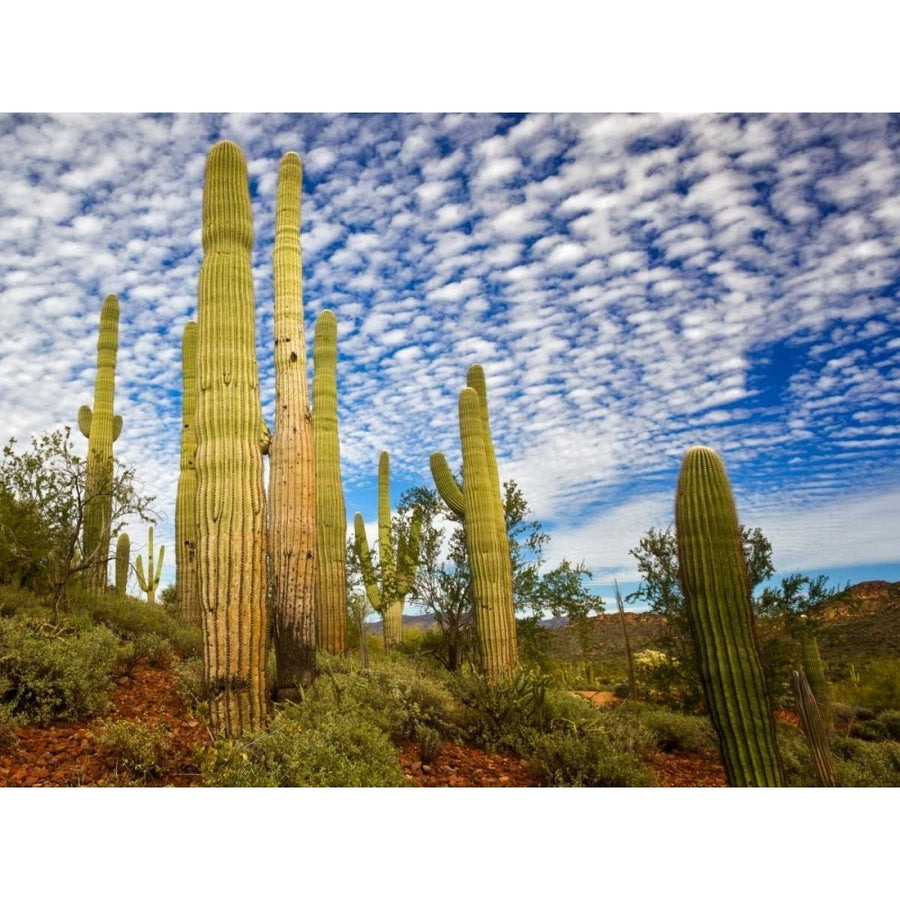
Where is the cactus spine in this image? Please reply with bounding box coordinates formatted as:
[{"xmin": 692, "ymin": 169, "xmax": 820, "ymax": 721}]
[
  {"xmin": 431, "ymin": 365, "xmax": 518, "ymax": 683},
  {"xmin": 175, "ymin": 321, "xmax": 202, "ymax": 628},
  {"xmin": 135, "ymin": 526, "xmax": 164, "ymax": 606},
  {"xmin": 312, "ymin": 310, "xmax": 348, "ymax": 654},
  {"xmin": 115, "ymin": 532, "xmax": 130, "ymax": 597},
  {"xmin": 268, "ymin": 152, "xmax": 317, "ymax": 696},
  {"xmin": 675, "ymin": 445, "xmax": 783, "ymax": 786},
  {"xmin": 79, "ymin": 293, "xmax": 123, "ymax": 593},
  {"xmin": 353, "ymin": 451, "xmax": 421, "ymax": 648},
  {"xmin": 195, "ymin": 140, "xmax": 270, "ymax": 737}
]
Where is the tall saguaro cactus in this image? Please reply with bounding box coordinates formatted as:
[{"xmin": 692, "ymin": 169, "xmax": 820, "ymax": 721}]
[
  {"xmin": 312, "ymin": 310, "xmax": 348, "ymax": 654},
  {"xmin": 268, "ymin": 151, "xmax": 317, "ymax": 696},
  {"xmin": 79, "ymin": 293, "xmax": 123, "ymax": 593},
  {"xmin": 353, "ymin": 451, "xmax": 421, "ymax": 648},
  {"xmin": 175, "ymin": 321, "xmax": 202, "ymax": 628},
  {"xmin": 675, "ymin": 445, "xmax": 783, "ymax": 786},
  {"xmin": 135, "ymin": 526, "xmax": 164, "ymax": 606},
  {"xmin": 431, "ymin": 365, "xmax": 518, "ymax": 683},
  {"xmin": 195, "ymin": 140, "xmax": 271, "ymax": 737}
]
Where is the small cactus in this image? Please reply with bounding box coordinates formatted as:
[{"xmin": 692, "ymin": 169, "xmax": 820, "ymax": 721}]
[
  {"xmin": 135, "ymin": 527, "xmax": 164, "ymax": 606},
  {"xmin": 354, "ymin": 451, "xmax": 421, "ymax": 648},
  {"xmin": 115, "ymin": 532, "xmax": 130, "ymax": 597}
]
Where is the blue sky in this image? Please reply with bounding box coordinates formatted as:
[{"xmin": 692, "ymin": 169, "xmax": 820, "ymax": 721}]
[{"xmin": 1, "ymin": 112, "xmax": 899, "ymax": 610}]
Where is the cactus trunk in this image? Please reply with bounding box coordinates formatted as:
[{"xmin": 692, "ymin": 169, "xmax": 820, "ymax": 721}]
[
  {"xmin": 801, "ymin": 631, "xmax": 832, "ymax": 733},
  {"xmin": 195, "ymin": 140, "xmax": 270, "ymax": 737},
  {"xmin": 175, "ymin": 321, "xmax": 202, "ymax": 628},
  {"xmin": 312, "ymin": 310, "xmax": 348, "ymax": 654},
  {"xmin": 432, "ymin": 365, "xmax": 517, "ymax": 683},
  {"xmin": 675, "ymin": 445, "xmax": 783, "ymax": 786},
  {"xmin": 791, "ymin": 669, "xmax": 836, "ymax": 787},
  {"xmin": 79, "ymin": 293, "xmax": 123, "ymax": 593},
  {"xmin": 115, "ymin": 532, "xmax": 130, "ymax": 597},
  {"xmin": 268, "ymin": 152, "xmax": 317, "ymax": 697}
]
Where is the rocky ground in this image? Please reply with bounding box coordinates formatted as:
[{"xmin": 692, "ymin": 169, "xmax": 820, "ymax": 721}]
[{"xmin": 0, "ymin": 660, "xmax": 728, "ymax": 788}]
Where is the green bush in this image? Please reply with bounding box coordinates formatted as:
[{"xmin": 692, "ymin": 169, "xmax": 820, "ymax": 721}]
[
  {"xmin": 830, "ymin": 735, "xmax": 900, "ymax": 787},
  {"xmin": 832, "ymin": 658, "xmax": 900, "ymax": 713},
  {"xmin": 72, "ymin": 590, "xmax": 201, "ymax": 660},
  {"xmin": 622, "ymin": 705, "xmax": 717, "ymax": 754},
  {"xmin": 93, "ymin": 719, "xmax": 173, "ymax": 781},
  {"xmin": 0, "ymin": 615, "xmax": 118, "ymax": 723},
  {"xmin": 200, "ymin": 706, "xmax": 409, "ymax": 787},
  {"xmin": 0, "ymin": 700, "xmax": 22, "ymax": 747},
  {"xmin": 528, "ymin": 730, "xmax": 654, "ymax": 787},
  {"xmin": 876, "ymin": 709, "xmax": 900, "ymax": 741},
  {"xmin": 775, "ymin": 720, "xmax": 818, "ymax": 787}
]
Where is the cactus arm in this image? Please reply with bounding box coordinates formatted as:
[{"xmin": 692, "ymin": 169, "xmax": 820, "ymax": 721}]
[
  {"xmin": 354, "ymin": 512, "xmax": 384, "ymax": 612},
  {"xmin": 135, "ymin": 553, "xmax": 148, "ymax": 590},
  {"xmin": 675, "ymin": 445, "xmax": 784, "ymax": 787},
  {"xmin": 78, "ymin": 405, "xmax": 92, "ymax": 439},
  {"xmin": 466, "ymin": 364, "xmax": 502, "ymax": 506},
  {"xmin": 115, "ymin": 532, "xmax": 130, "ymax": 597},
  {"xmin": 112, "ymin": 415, "xmax": 123, "ymax": 442},
  {"xmin": 396, "ymin": 506, "xmax": 422, "ymax": 598},
  {"xmin": 430, "ymin": 451, "xmax": 465, "ymax": 518}
]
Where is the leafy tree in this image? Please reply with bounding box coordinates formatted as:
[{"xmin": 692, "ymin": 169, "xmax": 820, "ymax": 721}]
[
  {"xmin": 386, "ymin": 478, "xmax": 597, "ymax": 671},
  {"xmin": 0, "ymin": 428, "xmax": 155, "ymax": 608}
]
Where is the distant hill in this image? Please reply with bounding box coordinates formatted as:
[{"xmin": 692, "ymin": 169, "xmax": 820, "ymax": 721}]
[{"xmin": 370, "ymin": 581, "xmax": 900, "ymax": 666}]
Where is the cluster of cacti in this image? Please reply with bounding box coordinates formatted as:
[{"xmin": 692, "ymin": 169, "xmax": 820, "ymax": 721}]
[
  {"xmin": 268, "ymin": 151, "xmax": 317, "ymax": 697},
  {"xmin": 194, "ymin": 140, "xmax": 271, "ymax": 737},
  {"xmin": 312, "ymin": 310, "xmax": 348, "ymax": 654},
  {"xmin": 674, "ymin": 445, "xmax": 784, "ymax": 786},
  {"xmin": 115, "ymin": 532, "xmax": 130, "ymax": 597},
  {"xmin": 431, "ymin": 365, "xmax": 518, "ymax": 683},
  {"xmin": 135, "ymin": 526, "xmax": 164, "ymax": 605},
  {"xmin": 354, "ymin": 451, "xmax": 422, "ymax": 648},
  {"xmin": 79, "ymin": 293, "xmax": 123, "ymax": 593},
  {"xmin": 175, "ymin": 321, "xmax": 202, "ymax": 628}
]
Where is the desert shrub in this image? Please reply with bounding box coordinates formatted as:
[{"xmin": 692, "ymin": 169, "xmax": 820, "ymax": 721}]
[
  {"xmin": 200, "ymin": 705, "xmax": 408, "ymax": 787},
  {"xmin": 72, "ymin": 590, "xmax": 201, "ymax": 659},
  {"xmin": 775, "ymin": 720, "xmax": 818, "ymax": 787},
  {"xmin": 830, "ymin": 735, "xmax": 900, "ymax": 787},
  {"xmin": 629, "ymin": 705, "xmax": 717, "ymax": 754},
  {"xmin": 453, "ymin": 667, "xmax": 552, "ymax": 752},
  {"xmin": 0, "ymin": 615, "xmax": 118, "ymax": 723},
  {"xmin": 832, "ymin": 658, "xmax": 900, "ymax": 713},
  {"xmin": 172, "ymin": 657, "xmax": 206, "ymax": 711},
  {"xmin": 93, "ymin": 719, "xmax": 173, "ymax": 781},
  {"xmin": 528, "ymin": 729, "xmax": 654, "ymax": 787},
  {"xmin": 0, "ymin": 700, "xmax": 22, "ymax": 747},
  {"xmin": 876, "ymin": 709, "xmax": 900, "ymax": 741}
]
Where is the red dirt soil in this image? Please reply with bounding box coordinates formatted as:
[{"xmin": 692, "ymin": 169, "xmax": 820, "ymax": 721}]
[{"xmin": 0, "ymin": 661, "xmax": 728, "ymax": 788}]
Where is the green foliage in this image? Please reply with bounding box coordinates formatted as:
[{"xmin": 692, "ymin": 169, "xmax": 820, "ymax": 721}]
[
  {"xmin": 832, "ymin": 657, "xmax": 900, "ymax": 713},
  {"xmin": 93, "ymin": 718, "xmax": 173, "ymax": 781},
  {"xmin": 0, "ymin": 701, "xmax": 22, "ymax": 747},
  {"xmin": 0, "ymin": 614, "xmax": 118, "ymax": 723},
  {"xmin": 627, "ymin": 704, "xmax": 717, "ymax": 754},
  {"xmin": 829, "ymin": 735, "xmax": 900, "ymax": 787},
  {"xmin": 73, "ymin": 589, "xmax": 202, "ymax": 660},
  {"xmin": 0, "ymin": 428, "xmax": 154, "ymax": 606},
  {"xmin": 528, "ymin": 729, "xmax": 654, "ymax": 787}
]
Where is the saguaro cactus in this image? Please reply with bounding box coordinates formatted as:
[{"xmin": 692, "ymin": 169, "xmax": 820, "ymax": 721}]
[
  {"xmin": 79, "ymin": 293, "xmax": 123, "ymax": 593},
  {"xmin": 135, "ymin": 526, "xmax": 164, "ymax": 606},
  {"xmin": 675, "ymin": 445, "xmax": 784, "ymax": 786},
  {"xmin": 312, "ymin": 310, "xmax": 348, "ymax": 654},
  {"xmin": 431, "ymin": 365, "xmax": 518, "ymax": 683},
  {"xmin": 195, "ymin": 140, "xmax": 271, "ymax": 737},
  {"xmin": 115, "ymin": 532, "xmax": 130, "ymax": 597},
  {"xmin": 353, "ymin": 451, "xmax": 421, "ymax": 648},
  {"xmin": 801, "ymin": 630, "xmax": 832, "ymax": 733},
  {"xmin": 175, "ymin": 321, "xmax": 202, "ymax": 628},
  {"xmin": 268, "ymin": 151, "xmax": 317, "ymax": 696}
]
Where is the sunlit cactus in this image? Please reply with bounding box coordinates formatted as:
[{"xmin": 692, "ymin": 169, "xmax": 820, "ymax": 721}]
[
  {"xmin": 312, "ymin": 310, "xmax": 348, "ymax": 654},
  {"xmin": 79, "ymin": 293, "xmax": 123, "ymax": 593},
  {"xmin": 268, "ymin": 151, "xmax": 316, "ymax": 697},
  {"xmin": 353, "ymin": 451, "xmax": 421, "ymax": 648},
  {"xmin": 431, "ymin": 365, "xmax": 517, "ymax": 683},
  {"xmin": 195, "ymin": 140, "xmax": 271, "ymax": 737},
  {"xmin": 135, "ymin": 526, "xmax": 164, "ymax": 606},
  {"xmin": 175, "ymin": 321, "xmax": 202, "ymax": 628},
  {"xmin": 115, "ymin": 532, "xmax": 130, "ymax": 597},
  {"xmin": 675, "ymin": 445, "xmax": 783, "ymax": 787}
]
